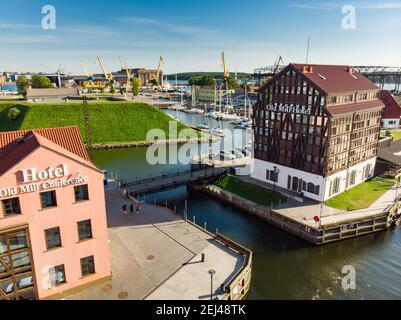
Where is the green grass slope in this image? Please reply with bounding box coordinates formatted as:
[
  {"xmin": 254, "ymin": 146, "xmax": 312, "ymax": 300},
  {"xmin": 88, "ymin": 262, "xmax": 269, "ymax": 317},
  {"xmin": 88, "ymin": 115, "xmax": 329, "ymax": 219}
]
[
  {"xmin": 216, "ymin": 175, "xmax": 287, "ymax": 206},
  {"xmin": 0, "ymin": 101, "xmax": 189, "ymax": 144}
]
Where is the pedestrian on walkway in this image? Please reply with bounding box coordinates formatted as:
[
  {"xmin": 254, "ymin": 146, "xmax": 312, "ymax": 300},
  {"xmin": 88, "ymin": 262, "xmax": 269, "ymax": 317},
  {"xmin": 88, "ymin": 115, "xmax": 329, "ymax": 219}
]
[
  {"xmin": 122, "ymin": 204, "xmax": 128, "ymax": 216},
  {"xmin": 136, "ymin": 203, "xmax": 140, "ymax": 216},
  {"xmin": 130, "ymin": 203, "xmax": 134, "ymax": 215}
]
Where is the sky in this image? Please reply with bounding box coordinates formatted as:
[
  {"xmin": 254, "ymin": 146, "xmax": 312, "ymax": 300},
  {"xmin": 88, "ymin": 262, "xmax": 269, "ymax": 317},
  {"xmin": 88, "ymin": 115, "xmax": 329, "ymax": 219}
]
[{"xmin": 0, "ymin": 0, "xmax": 401, "ymax": 74}]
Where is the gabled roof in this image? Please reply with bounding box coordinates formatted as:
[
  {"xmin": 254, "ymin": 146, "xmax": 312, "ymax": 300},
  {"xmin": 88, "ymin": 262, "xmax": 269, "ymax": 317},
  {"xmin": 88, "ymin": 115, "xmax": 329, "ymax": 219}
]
[
  {"xmin": 290, "ymin": 64, "xmax": 378, "ymax": 94},
  {"xmin": 0, "ymin": 128, "xmax": 98, "ymax": 177},
  {"xmin": 380, "ymin": 90, "xmax": 401, "ymax": 119},
  {"xmin": 326, "ymin": 99, "xmax": 384, "ymax": 117},
  {"xmin": 0, "ymin": 126, "xmax": 89, "ymax": 161},
  {"xmin": 260, "ymin": 63, "xmax": 379, "ymax": 95}
]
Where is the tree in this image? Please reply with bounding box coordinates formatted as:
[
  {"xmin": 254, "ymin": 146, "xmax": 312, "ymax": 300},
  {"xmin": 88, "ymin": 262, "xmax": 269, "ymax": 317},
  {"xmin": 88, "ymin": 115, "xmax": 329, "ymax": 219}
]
[
  {"xmin": 16, "ymin": 76, "xmax": 30, "ymax": 97},
  {"xmin": 7, "ymin": 107, "xmax": 21, "ymax": 120},
  {"xmin": 225, "ymin": 75, "xmax": 238, "ymax": 90},
  {"xmin": 131, "ymin": 77, "xmax": 140, "ymax": 96},
  {"xmin": 189, "ymin": 75, "xmax": 216, "ymax": 87},
  {"xmin": 31, "ymin": 74, "xmax": 54, "ymax": 88},
  {"xmin": 2, "ymin": 71, "xmax": 9, "ymax": 82}
]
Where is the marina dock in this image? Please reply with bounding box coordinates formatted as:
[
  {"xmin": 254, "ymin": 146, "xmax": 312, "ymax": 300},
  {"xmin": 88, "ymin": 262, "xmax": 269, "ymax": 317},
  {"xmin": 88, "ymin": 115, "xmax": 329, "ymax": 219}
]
[{"xmin": 191, "ymin": 176, "xmax": 400, "ymax": 246}]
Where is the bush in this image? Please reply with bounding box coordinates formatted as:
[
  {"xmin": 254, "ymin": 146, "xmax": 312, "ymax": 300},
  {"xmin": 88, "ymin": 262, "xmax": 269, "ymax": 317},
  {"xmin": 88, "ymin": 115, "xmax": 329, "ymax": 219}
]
[{"xmin": 7, "ymin": 107, "xmax": 21, "ymax": 120}]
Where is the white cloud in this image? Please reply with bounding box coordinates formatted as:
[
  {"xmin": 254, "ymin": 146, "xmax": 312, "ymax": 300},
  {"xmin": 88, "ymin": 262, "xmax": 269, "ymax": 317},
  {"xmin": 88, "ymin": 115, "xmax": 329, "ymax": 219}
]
[{"xmin": 287, "ymin": 1, "xmax": 401, "ymax": 10}]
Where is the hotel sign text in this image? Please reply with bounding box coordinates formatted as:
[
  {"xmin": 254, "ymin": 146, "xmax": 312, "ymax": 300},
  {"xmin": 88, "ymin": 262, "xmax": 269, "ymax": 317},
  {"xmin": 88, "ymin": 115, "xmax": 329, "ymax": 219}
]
[
  {"xmin": 0, "ymin": 164, "xmax": 88, "ymax": 199},
  {"xmin": 266, "ymin": 104, "xmax": 312, "ymax": 115}
]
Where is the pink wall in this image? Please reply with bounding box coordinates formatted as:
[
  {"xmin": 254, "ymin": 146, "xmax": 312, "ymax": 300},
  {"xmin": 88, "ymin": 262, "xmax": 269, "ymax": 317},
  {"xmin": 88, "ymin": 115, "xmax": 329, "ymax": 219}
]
[{"xmin": 0, "ymin": 146, "xmax": 111, "ymax": 299}]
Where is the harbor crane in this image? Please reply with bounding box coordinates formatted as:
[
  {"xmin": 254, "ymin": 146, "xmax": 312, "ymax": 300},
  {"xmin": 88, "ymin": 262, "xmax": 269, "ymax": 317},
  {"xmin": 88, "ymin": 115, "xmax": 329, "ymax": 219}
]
[
  {"xmin": 80, "ymin": 60, "xmax": 105, "ymax": 91},
  {"xmin": 96, "ymin": 56, "xmax": 113, "ymax": 82},
  {"xmin": 96, "ymin": 56, "xmax": 115, "ymax": 92},
  {"xmin": 80, "ymin": 60, "xmax": 91, "ymax": 78},
  {"xmin": 123, "ymin": 62, "xmax": 133, "ymax": 95},
  {"xmin": 155, "ymin": 56, "xmax": 165, "ymax": 85},
  {"xmin": 273, "ymin": 55, "xmax": 284, "ymax": 75},
  {"xmin": 221, "ymin": 51, "xmax": 230, "ymax": 79}
]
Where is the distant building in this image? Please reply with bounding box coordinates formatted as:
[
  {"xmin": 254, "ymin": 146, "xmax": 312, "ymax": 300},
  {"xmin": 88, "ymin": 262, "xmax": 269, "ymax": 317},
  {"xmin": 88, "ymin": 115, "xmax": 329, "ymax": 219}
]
[
  {"xmin": 0, "ymin": 82, "xmax": 17, "ymax": 94},
  {"xmin": 231, "ymin": 92, "xmax": 258, "ymax": 107},
  {"xmin": 193, "ymin": 86, "xmax": 234, "ymax": 103},
  {"xmin": 114, "ymin": 68, "xmax": 163, "ymax": 86},
  {"xmin": 379, "ymin": 90, "xmax": 401, "ymax": 129},
  {"xmin": 25, "ymin": 88, "xmax": 80, "ymax": 101},
  {"xmin": 252, "ymin": 64, "xmax": 384, "ymax": 202},
  {"xmin": 0, "ymin": 126, "xmax": 111, "ymax": 300}
]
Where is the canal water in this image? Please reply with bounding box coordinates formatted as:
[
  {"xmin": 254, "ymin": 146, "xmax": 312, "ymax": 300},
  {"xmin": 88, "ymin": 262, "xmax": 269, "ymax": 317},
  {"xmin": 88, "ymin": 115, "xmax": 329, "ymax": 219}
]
[{"xmin": 92, "ymin": 111, "xmax": 401, "ymax": 300}]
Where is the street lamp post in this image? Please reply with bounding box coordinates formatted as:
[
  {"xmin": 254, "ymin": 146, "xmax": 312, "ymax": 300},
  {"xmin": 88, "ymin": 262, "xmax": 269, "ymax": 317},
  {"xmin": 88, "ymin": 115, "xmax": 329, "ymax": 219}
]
[
  {"xmin": 208, "ymin": 270, "xmax": 216, "ymax": 300},
  {"xmin": 273, "ymin": 166, "xmax": 279, "ymax": 192}
]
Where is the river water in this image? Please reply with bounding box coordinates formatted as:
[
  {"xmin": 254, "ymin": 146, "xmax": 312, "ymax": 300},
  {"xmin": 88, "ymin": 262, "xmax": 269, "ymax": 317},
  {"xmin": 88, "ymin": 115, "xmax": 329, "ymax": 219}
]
[{"xmin": 92, "ymin": 111, "xmax": 401, "ymax": 300}]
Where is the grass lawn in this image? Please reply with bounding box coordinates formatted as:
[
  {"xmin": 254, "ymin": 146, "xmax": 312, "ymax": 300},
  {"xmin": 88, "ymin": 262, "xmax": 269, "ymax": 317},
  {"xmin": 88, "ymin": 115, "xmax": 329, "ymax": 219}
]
[
  {"xmin": 325, "ymin": 177, "xmax": 396, "ymax": 211},
  {"xmin": 380, "ymin": 129, "xmax": 401, "ymax": 141},
  {"xmin": 216, "ymin": 175, "xmax": 287, "ymax": 206},
  {"xmin": 0, "ymin": 101, "xmax": 191, "ymax": 144}
]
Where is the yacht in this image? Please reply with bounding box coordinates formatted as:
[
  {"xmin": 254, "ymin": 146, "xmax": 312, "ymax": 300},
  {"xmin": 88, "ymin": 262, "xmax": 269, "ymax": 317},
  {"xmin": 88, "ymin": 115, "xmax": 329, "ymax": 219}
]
[{"xmin": 211, "ymin": 128, "xmax": 225, "ymax": 137}]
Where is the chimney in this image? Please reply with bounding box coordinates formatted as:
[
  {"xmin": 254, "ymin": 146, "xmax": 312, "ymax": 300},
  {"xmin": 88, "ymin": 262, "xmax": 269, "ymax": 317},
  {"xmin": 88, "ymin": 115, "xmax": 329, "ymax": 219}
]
[
  {"xmin": 302, "ymin": 66, "xmax": 313, "ymax": 74},
  {"xmin": 347, "ymin": 67, "xmax": 356, "ymax": 74}
]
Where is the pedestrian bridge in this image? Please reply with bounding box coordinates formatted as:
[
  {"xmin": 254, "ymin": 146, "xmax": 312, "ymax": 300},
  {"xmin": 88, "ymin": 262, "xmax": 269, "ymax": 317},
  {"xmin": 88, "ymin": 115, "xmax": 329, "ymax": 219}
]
[{"xmin": 120, "ymin": 167, "xmax": 228, "ymax": 195}]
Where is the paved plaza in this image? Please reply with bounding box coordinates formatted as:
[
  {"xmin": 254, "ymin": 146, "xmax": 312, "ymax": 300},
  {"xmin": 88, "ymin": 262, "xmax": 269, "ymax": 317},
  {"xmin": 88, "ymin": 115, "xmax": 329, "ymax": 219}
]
[{"xmin": 61, "ymin": 189, "xmax": 245, "ymax": 300}]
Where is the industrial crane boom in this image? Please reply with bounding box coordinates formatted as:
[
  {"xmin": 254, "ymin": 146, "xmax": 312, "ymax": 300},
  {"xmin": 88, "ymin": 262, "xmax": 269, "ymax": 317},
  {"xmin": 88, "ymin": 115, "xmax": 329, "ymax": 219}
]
[
  {"xmin": 221, "ymin": 51, "xmax": 230, "ymax": 79},
  {"xmin": 96, "ymin": 57, "xmax": 113, "ymax": 81},
  {"xmin": 155, "ymin": 56, "xmax": 165, "ymax": 85}
]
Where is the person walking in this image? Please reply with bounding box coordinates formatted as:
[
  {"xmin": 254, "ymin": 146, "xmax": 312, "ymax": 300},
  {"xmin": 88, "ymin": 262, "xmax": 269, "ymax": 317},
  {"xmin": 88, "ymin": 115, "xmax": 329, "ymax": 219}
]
[
  {"xmin": 130, "ymin": 203, "xmax": 134, "ymax": 216},
  {"xmin": 136, "ymin": 203, "xmax": 140, "ymax": 216},
  {"xmin": 122, "ymin": 204, "xmax": 128, "ymax": 216}
]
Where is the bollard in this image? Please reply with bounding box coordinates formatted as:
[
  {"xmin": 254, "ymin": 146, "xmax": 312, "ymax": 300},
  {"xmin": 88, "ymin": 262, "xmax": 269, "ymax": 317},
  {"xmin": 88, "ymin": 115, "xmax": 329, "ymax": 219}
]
[
  {"xmin": 216, "ymin": 228, "xmax": 219, "ymax": 235},
  {"xmin": 204, "ymin": 222, "xmax": 207, "ymax": 230},
  {"xmin": 193, "ymin": 216, "xmax": 196, "ymax": 224},
  {"xmin": 201, "ymin": 253, "xmax": 205, "ymax": 263},
  {"xmin": 174, "ymin": 205, "xmax": 177, "ymax": 213}
]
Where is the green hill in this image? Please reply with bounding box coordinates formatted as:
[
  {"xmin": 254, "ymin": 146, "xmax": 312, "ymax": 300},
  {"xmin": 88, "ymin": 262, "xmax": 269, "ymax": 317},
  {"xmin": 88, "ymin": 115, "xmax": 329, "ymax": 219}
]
[{"xmin": 0, "ymin": 101, "xmax": 189, "ymax": 145}]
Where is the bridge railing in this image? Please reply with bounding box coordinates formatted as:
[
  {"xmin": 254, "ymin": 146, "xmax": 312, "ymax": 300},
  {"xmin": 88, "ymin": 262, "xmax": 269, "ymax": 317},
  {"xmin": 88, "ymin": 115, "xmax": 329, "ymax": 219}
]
[{"xmin": 120, "ymin": 167, "xmax": 226, "ymax": 189}]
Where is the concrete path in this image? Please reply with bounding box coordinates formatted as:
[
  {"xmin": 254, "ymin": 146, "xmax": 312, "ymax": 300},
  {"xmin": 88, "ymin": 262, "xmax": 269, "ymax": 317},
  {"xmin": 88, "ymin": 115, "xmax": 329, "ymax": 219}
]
[
  {"xmin": 61, "ymin": 189, "xmax": 245, "ymax": 300},
  {"xmin": 238, "ymin": 175, "xmax": 398, "ymax": 228}
]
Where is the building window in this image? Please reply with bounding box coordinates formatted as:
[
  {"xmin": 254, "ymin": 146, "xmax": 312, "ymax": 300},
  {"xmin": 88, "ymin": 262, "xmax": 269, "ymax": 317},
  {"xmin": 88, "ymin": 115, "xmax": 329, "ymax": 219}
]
[
  {"xmin": 307, "ymin": 183, "xmax": 315, "ymax": 194},
  {"xmin": 77, "ymin": 220, "xmax": 93, "ymax": 241},
  {"xmin": 40, "ymin": 191, "xmax": 57, "ymax": 209},
  {"xmin": 74, "ymin": 185, "xmax": 89, "ymax": 202},
  {"xmin": 81, "ymin": 256, "xmax": 95, "ymax": 277},
  {"xmin": 364, "ymin": 164, "xmax": 372, "ymax": 179},
  {"xmin": 267, "ymin": 170, "xmax": 278, "ymax": 183},
  {"xmin": 45, "ymin": 227, "xmax": 62, "ymax": 250},
  {"xmin": 50, "ymin": 264, "xmax": 67, "ymax": 287},
  {"xmin": 331, "ymin": 178, "xmax": 341, "ymax": 196},
  {"xmin": 349, "ymin": 171, "xmax": 357, "ymax": 186},
  {"xmin": 1, "ymin": 198, "xmax": 21, "ymax": 217}
]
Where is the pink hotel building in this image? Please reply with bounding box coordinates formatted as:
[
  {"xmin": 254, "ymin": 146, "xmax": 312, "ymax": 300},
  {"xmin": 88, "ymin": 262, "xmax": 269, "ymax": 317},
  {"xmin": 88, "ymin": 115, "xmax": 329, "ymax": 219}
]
[{"xmin": 0, "ymin": 126, "xmax": 111, "ymax": 300}]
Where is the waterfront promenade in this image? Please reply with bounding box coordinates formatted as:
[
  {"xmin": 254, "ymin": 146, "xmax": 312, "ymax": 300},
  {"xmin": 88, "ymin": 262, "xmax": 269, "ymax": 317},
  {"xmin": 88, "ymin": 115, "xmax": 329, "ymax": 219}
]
[{"xmin": 60, "ymin": 189, "xmax": 249, "ymax": 300}]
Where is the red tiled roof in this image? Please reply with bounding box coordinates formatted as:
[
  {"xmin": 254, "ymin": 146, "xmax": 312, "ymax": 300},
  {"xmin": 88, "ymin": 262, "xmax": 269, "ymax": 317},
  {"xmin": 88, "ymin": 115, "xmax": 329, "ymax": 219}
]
[
  {"xmin": 290, "ymin": 64, "xmax": 379, "ymax": 94},
  {"xmin": 0, "ymin": 126, "xmax": 89, "ymax": 161},
  {"xmin": 379, "ymin": 90, "xmax": 401, "ymax": 119},
  {"xmin": 0, "ymin": 128, "xmax": 97, "ymax": 177},
  {"xmin": 326, "ymin": 99, "xmax": 384, "ymax": 116}
]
